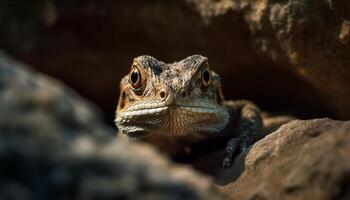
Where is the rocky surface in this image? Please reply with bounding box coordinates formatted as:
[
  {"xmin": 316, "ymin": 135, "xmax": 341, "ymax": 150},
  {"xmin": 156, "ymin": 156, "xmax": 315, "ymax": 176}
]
[
  {"xmin": 190, "ymin": 0, "xmax": 350, "ymax": 119},
  {"xmin": 0, "ymin": 50, "xmax": 112, "ymax": 139},
  {"xmin": 219, "ymin": 118, "xmax": 350, "ymax": 200},
  {"xmin": 0, "ymin": 51, "xmax": 224, "ymax": 200},
  {"xmin": 2, "ymin": 0, "xmax": 344, "ymax": 123}
]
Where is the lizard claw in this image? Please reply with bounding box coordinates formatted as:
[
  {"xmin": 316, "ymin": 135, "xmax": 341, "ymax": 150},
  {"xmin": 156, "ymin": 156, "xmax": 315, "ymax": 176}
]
[
  {"xmin": 222, "ymin": 157, "xmax": 232, "ymax": 168},
  {"xmin": 222, "ymin": 137, "xmax": 241, "ymax": 168}
]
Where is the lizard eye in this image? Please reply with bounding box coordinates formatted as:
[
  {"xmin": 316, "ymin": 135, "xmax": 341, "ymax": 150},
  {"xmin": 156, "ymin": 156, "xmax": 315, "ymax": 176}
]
[
  {"xmin": 201, "ymin": 68, "xmax": 211, "ymax": 88},
  {"xmin": 129, "ymin": 65, "xmax": 142, "ymax": 89}
]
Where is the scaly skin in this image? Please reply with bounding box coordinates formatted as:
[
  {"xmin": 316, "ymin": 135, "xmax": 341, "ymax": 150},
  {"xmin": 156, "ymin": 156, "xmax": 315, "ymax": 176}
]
[{"xmin": 115, "ymin": 55, "xmax": 262, "ymax": 168}]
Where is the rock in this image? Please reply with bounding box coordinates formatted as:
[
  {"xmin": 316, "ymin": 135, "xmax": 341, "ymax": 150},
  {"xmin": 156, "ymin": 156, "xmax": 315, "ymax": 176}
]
[
  {"xmin": 0, "ymin": 50, "xmax": 112, "ymax": 139},
  {"xmin": 0, "ymin": 51, "xmax": 224, "ymax": 200},
  {"xmin": 219, "ymin": 118, "xmax": 350, "ymax": 200},
  {"xmin": 192, "ymin": 0, "xmax": 350, "ymax": 118},
  {"xmin": 1, "ymin": 0, "xmax": 337, "ymax": 123}
]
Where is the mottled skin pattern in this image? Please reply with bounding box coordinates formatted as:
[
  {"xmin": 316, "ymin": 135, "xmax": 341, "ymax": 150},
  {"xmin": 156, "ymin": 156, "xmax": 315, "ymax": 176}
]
[{"xmin": 115, "ymin": 55, "xmax": 262, "ymax": 168}]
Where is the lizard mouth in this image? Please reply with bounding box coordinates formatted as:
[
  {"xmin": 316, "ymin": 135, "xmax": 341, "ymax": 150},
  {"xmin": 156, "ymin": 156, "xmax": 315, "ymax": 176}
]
[
  {"xmin": 115, "ymin": 101, "xmax": 229, "ymax": 137},
  {"xmin": 119, "ymin": 101, "xmax": 220, "ymax": 119},
  {"xmin": 122, "ymin": 130, "xmax": 153, "ymax": 139}
]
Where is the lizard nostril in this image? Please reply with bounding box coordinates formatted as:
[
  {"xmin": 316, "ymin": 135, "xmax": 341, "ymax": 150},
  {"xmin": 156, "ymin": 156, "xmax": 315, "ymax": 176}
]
[{"xmin": 160, "ymin": 91, "xmax": 166, "ymax": 99}]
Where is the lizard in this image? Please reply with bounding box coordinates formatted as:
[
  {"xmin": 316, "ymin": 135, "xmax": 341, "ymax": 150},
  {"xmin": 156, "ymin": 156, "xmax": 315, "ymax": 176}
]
[{"xmin": 115, "ymin": 55, "xmax": 262, "ymax": 168}]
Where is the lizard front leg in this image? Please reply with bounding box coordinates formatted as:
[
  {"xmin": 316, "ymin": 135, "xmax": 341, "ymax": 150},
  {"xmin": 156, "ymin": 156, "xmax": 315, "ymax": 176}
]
[{"xmin": 222, "ymin": 100, "xmax": 262, "ymax": 168}]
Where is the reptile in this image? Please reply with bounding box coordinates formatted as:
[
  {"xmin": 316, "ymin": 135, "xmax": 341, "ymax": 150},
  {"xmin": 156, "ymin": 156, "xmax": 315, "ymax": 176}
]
[{"xmin": 115, "ymin": 55, "xmax": 263, "ymax": 168}]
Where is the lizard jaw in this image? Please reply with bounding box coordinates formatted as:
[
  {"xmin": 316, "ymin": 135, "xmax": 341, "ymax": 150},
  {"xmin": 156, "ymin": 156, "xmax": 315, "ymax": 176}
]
[
  {"xmin": 119, "ymin": 105, "xmax": 220, "ymax": 119},
  {"xmin": 115, "ymin": 102, "xmax": 229, "ymax": 138}
]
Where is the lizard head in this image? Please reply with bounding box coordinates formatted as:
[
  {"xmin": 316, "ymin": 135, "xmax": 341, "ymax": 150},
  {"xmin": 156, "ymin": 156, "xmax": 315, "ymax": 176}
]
[{"xmin": 115, "ymin": 55, "xmax": 229, "ymax": 138}]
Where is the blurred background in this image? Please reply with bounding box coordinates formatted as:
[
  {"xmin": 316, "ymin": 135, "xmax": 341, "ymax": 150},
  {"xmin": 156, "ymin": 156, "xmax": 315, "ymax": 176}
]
[{"xmin": 1, "ymin": 0, "xmax": 350, "ymax": 126}]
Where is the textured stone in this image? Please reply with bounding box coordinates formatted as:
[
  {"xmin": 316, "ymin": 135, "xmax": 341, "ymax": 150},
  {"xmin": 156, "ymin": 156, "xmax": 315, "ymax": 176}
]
[
  {"xmin": 190, "ymin": 0, "xmax": 350, "ymax": 119},
  {"xmin": 238, "ymin": 0, "xmax": 350, "ymax": 118},
  {"xmin": 219, "ymin": 118, "xmax": 350, "ymax": 200}
]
